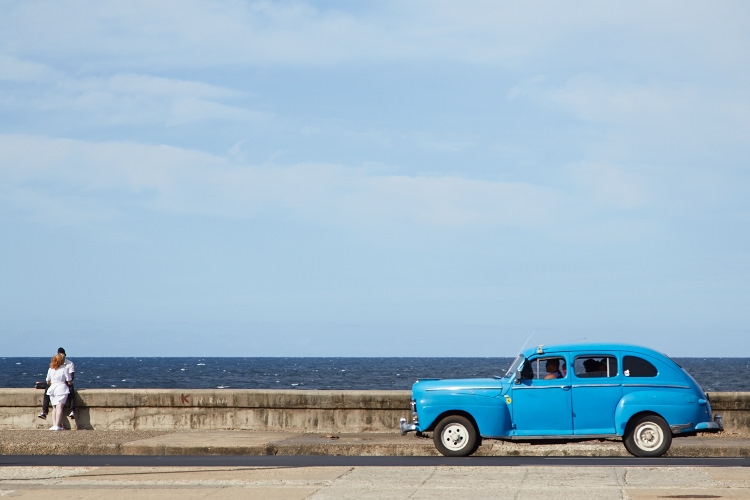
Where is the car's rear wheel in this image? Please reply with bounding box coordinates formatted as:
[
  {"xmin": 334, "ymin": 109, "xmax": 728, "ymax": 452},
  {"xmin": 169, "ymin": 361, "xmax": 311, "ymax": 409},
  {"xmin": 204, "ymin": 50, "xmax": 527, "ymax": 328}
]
[
  {"xmin": 433, "ymin": 415, "xmax": 478, "ymax": 457},
  {"xmin": 624, "ymin": 414, "xmax": 672, "ymax": 457}
]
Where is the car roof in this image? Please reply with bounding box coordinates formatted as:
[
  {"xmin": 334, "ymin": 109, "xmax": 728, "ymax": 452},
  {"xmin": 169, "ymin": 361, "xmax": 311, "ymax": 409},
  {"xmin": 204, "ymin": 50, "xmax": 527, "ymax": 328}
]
[{"xmin": 520, "ymin": 342, "xmax": 668, "ymax": 358}]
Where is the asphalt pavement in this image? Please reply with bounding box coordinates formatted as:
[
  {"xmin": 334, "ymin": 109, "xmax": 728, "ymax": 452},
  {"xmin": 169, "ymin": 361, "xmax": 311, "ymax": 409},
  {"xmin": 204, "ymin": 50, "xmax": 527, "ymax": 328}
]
[{"xmin": 1, "ymin": 459, "xmax": 750, "ymax": 499}]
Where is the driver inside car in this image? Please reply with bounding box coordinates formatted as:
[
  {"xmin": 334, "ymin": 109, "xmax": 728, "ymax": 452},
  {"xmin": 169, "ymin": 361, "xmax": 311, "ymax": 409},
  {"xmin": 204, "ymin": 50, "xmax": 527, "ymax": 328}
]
[{"xmin": 544, "ymin": 358, "xmax": 564, "ymax": 379}]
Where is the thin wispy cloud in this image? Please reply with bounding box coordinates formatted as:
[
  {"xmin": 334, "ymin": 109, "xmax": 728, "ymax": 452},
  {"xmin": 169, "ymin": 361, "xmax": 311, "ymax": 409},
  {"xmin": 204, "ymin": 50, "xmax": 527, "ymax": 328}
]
[
  {"xmin": 4, "ymin": 72, "xmax": 268, "ymax": 127},
  {"xmin": 2, "ymin": 2, "xmax": 744, "ymax": 70},
  {"xmin": 0, "ymin": 134, "xmax": 562, "ymax": 230}
]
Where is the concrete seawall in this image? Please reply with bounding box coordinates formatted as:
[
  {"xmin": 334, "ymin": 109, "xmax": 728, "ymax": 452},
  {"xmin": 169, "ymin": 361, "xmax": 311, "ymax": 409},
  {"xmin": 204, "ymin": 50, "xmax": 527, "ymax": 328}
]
[{"xmin": 1, "ymin": 389, "xmax": 748, "ymax": 433}]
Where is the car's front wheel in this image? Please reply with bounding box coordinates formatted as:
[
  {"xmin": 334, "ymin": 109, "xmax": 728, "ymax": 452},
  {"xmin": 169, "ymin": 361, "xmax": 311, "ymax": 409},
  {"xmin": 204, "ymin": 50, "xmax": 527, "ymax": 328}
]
[
  {"xmin": 433, "ymin": 415, "xmax": 478, "ymax": 457},
  {"xmin": 624, "ymin": 414, "xmax": 672, "ymax": 457}
]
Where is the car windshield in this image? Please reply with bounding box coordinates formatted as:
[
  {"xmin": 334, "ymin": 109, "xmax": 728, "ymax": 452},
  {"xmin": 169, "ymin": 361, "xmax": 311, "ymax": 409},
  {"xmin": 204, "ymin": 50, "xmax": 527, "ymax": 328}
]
[{"xmin": 501, "ymin": 354, "xmax": 525, "ymax": 379}]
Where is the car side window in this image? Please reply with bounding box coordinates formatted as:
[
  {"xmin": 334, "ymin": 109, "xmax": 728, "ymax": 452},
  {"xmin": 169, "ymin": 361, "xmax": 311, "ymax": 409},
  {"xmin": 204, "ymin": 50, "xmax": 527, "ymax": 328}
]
[
  {"xmin": 574, "ymin": 355, "xmax": 618, "ymax": 378},
  {"xmin": 521, "ymin": 357, "xmax": 567, "ymax": 380},
  {"xmin": 623, "ymin": 355, "xmax": 658, "ymax": 377}
]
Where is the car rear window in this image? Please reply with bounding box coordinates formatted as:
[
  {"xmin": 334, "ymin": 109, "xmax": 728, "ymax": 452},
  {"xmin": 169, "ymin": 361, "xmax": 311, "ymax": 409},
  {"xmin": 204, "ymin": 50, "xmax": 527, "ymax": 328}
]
[
  {"xmin": 623, "ymin": 355, "xmax": 658, "ymax": 377},
  {"xmin": 574, "ymin": 355, "xmax": 618, "ymax": 378}
]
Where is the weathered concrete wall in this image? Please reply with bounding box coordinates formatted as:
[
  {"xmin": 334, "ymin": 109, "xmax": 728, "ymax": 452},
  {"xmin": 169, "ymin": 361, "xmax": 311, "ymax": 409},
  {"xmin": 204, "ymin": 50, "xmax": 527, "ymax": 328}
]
[
  {"xmin": 0, "ymin": 389, "xmax": 411, "ymax": 432},
  {"xmin": 707, "ymin": 392, "xmax": 750, "ymax": 432},
  {"xmin": 1, "ymin": 389, "xmax": 747, "ymax": 433}
]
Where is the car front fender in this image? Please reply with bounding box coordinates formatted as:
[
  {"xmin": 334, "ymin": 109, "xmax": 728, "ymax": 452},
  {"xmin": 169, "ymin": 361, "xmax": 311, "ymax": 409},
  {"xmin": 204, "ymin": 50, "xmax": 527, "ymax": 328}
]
[{"xmin": 416, "ymin": 393, "xmax": 512, "ymax": 437}]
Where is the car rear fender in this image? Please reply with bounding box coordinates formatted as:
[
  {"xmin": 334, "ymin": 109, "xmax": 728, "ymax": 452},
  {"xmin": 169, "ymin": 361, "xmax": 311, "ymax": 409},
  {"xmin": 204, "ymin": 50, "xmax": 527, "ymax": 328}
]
[{"xmin": 615, "ymin": 389, "xmax": 697, "ymax": 436}]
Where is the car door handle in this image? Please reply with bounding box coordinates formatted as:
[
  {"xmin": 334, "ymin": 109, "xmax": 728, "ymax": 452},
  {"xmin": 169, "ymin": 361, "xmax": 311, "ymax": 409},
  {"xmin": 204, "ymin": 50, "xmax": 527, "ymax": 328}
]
[{"xmin": 562, "ymin": 386, "xmax": 571, "ymax": 390}]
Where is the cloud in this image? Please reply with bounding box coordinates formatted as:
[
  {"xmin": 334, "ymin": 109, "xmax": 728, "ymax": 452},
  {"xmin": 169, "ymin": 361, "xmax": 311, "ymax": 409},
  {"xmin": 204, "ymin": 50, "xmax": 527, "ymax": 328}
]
[
  {"xmin": 3, "ymin": 71, "xmax": 269, "ymax": 127},
  {"xmin": 3, "ymin": 1, "xmax": 746, "ymax": 71},
  {"xmin": 0, "ymin": 187, "xmax": 120, "ymax": 227},
  {"xmin": 68, "ymin": 73, "xmax": 245, "ymax": 100},
  {"xmin": 509, "ymin": 75, "xmax": 697, "ymax": 125},
  {"xmin": 0, "ymin": 134, "xmax": 562, "ymax": 231},
  {"xmin": 508, "ymin": 74, "xmax": 750, "ymax": 169},
  {"xmin": 567, "ymin": 162, "xmax": 649, "ymax": 211},
  {"xmin": 416, "ymin": 134, "xmax": 475, "ymax": 154},
  {"xmin": 0, "ymin": 55, "xmax": 61, "ymax": 82}
]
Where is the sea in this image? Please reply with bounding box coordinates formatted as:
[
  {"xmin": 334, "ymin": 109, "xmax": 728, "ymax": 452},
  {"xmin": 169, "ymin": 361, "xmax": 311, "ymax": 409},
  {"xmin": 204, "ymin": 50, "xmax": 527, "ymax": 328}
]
[{"xmin": 2, "ymin": 357, "xmax": 749, "ymax": 392}]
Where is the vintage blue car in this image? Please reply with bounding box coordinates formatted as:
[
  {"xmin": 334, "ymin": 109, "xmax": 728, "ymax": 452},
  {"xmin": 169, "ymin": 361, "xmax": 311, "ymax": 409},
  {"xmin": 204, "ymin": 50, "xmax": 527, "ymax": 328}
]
[{"xmin": 400, "ymin": 343, "xmax": 723, "ymax": 457}]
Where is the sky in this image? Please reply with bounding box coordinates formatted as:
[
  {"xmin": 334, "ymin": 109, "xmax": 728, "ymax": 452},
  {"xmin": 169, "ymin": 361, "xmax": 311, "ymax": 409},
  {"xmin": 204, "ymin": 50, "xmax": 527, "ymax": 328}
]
[{"xmin": 1, "ymin": 1, "xmax": 749, "ymax": 357}]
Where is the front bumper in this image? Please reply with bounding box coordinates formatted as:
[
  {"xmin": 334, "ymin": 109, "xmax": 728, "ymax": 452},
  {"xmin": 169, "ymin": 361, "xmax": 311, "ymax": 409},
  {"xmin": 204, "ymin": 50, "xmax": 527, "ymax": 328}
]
[
  {"xmin": 399, "ymin": 399, "xmax": 419, "ymax": 435},
  {"xmin": 695, "ymin": 414, "xmax": 723, "ymax": 432},
  {"xmin": 400, "ymin": 417, "xmax": 418, "ymax": 435}
]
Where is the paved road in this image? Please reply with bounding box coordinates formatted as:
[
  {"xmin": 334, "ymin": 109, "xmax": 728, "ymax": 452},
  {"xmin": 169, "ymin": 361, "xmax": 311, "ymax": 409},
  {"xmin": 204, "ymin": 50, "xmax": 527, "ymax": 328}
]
[
  {"xmin": 2, "ymin": 455, "xmax": 750, "ymax": 467},
  {"xmin": 2, "ymin": 461, "xmax": 750, "ymax": 499}
]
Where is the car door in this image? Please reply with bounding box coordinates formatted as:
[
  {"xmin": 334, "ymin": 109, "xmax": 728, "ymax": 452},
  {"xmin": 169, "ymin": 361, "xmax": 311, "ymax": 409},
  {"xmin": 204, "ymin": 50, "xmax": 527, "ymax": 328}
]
[
  {"xmin": 571, "ymin": 354, "xmax": 622, "ymax": 435},
  {"xmin": 510, "ymin": 356, "xmax": 573, "ymax": 437}
]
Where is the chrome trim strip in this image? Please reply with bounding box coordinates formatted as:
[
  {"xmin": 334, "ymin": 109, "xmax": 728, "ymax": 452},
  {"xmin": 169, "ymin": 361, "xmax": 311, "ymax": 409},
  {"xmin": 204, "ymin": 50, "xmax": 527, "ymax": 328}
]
[
  {"xmin": 507, "ymin": 434, "xmax": 618, "ymax": 441},
  {"xmin": 512, "ymin": 385, "xmax": 571, "ymax": 390},
  {"xmin": 671, "ymin": 423, "xmax": 693, "ymax": 433},
  {"xmin": 425, "ymin": 386, "xmax": 504, "ymax": 392},
  {"xmin": 622, "ymin": 384, "xmax": 691, "ymax": 389},
  {"xmin": 571, "ymin": 384, "xmax": 621, "ymax": 388}
]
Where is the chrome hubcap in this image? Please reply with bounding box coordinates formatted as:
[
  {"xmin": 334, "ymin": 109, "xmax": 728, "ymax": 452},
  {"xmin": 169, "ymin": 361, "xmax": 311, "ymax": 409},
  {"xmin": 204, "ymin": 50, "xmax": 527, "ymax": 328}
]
[
  {"xmin": 441, "ymin": 423, "xmax": 468, "ymax": 451},
  {"xmin": 634, "ymin": 422, "xmax": 663, "ymax": 452}
]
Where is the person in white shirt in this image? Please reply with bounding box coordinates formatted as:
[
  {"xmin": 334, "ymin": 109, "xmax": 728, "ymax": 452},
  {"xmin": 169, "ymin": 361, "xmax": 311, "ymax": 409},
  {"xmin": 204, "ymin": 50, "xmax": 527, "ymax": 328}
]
[
  {"xmin": 45, "ymin": 352, "xmax": 72, "ymax": 430},
  {"xmin": 38, "ymin": 347, "xmax": 76, "ymax": 420}
]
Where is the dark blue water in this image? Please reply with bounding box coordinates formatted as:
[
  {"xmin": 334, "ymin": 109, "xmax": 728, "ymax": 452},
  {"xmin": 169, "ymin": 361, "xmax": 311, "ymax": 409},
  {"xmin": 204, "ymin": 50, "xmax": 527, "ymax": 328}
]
[{"xmin": 2, "ymin": 357, "xmax": 748, "ymax": 392}]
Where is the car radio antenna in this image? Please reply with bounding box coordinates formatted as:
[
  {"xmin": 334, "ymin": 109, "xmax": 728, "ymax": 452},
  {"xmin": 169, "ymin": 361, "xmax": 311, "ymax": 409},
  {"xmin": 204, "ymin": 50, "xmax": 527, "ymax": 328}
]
[{"xmin": 517, "ymin": 331, "xmax": 535, "ymax": 353}]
